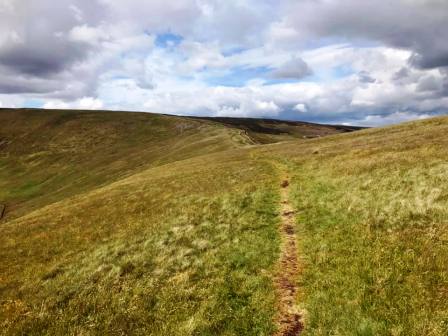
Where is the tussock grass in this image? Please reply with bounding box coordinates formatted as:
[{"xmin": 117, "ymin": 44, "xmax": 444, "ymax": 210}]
[
  {"xmin": 0, "ymin": 109, "xmax": 251, "ymax": 220},
  {"xmin": 264, "ymin": 116, "xmax": 448, "ymax": 335},
  {"xmin": 0, "ymin": 149, "xmax": 281, "ymax": 335}
]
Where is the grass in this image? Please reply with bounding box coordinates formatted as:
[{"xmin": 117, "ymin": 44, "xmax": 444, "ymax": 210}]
[
  {"xmin": 262, "ymin": 116, "xmax": 448, "ymax": 335},
  {"xmin": 0, "ymin": 149, "xmax": 281, "ymax": 335},
  {"xmin": 0, "ymin": 109, "xmax": 252, "ymax": 220},
  {"xmin": 1, "ymin": 108, "xmax": 448, "ymax": 335}
]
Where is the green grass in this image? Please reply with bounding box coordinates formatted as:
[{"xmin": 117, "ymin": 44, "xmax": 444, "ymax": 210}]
[
  {"xmin": 0, "ymin": 109, "xmax": 252, "ymax": 220},
  {"xmin": 1, "ymin": 108, "xmax": 448, "ymax": 335},
  {"xmin": 0, "ymin": 149, "xmax": 281, "ymax": 335},
  {"xmin": 264, "ymin": 116, "xmax": 448, "ymax": 335}
]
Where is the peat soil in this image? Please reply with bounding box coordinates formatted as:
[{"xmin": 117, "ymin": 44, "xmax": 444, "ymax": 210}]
[{"xmin": 274, "ymin": 174, "xmax": 303, "ymax": 336}]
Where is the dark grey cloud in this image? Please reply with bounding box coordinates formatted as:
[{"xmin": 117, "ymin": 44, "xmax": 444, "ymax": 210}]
[
  {"xmin": 0, "ymin": 63, "xmax": 96, "ymax": 98},
  {"xmin": 285, "ymin": 0, "xmax": 448, "ymax": 69},
  {"xmin": 417, "ymin": 75, "xmax": 441, "ymax": 92},
  {"xmin": 0, "ymin": 76, "xmax": 59, "ymax": 94},
  {"xmin": 409, "ymin": 45, "xmax": 448, "ymax": 70},
  {"xmin": 0, "ymin": 83, "xmax": 50, "ymax": 94},
  {"xmin": 393, "ymin": 67, "xmax": 410, "ymax": 81},
  {"xmin": 0, "ymin": 43, "xmax": 88, "ymax": 77},
  {"xmin": 272, "ymin": 57, "xmax": 312, "ymax": 79},
  {"xmin": 0, "ymin": 0, "xmax": 122, "ymax": 102},
  {"xmin": 0, "ymin": 0, "xmax": 106, "ymax": 91},
  {"xmin": 358, "ymin": 71, "xmax": 376, "ymax": 83}
]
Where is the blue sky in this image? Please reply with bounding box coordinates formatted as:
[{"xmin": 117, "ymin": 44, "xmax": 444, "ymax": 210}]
[
  {"xmin": 154, "ymin": 33, "xmax": 184, "ymax": 48},
  {"xmin": 0, "ymin": 0, "xmax": 447, "ymax": 126}
]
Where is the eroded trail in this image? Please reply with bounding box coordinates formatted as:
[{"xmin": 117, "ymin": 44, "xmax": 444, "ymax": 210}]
[{"xmin": 274, "ymin": 169, "xmax": 303, "ymax": 336}]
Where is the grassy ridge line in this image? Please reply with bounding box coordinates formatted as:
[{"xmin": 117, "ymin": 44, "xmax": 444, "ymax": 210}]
[
  {"xmin": 0, "ymin": 147, "xmax": 282, "ymax": 335},
  {"xmin": 257, "ymin": 116, "xmax": 448, "ymax": 335},
  {"xmin": 190, "ymin": 116, "xmax": 363, "ymax": 144}
]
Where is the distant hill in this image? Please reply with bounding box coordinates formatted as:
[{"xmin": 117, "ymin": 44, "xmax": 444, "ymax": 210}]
[{"xmin": 190, "ymin": 116, "xmax": 364, "ymax": 144}]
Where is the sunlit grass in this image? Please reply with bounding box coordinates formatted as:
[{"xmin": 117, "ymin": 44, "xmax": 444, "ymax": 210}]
[
  {"xmin": 0, "ymin": 109, "xmax": 250, "ymax": 220},
  {"xmin": 265, "ymin": 116, "xmax": 448, "ymax": 335},
  {"xmin": 0, "ymin": 150, "xmax": 281, "ymax": 335},
  {"xmin": 1, "ymin": 108, "xmax": 447, "ymax": 335}
]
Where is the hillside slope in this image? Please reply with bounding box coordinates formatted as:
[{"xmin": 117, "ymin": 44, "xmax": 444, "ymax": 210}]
[
  {"xmin": 0, "ymin": 109, "xmax": 447, "ymax": 335},
  {"xmin": 257, "ymin": 116, "xmax": 448, "ymax": 335},
  {"xmin": 1, "ymin": 147, "xmax": 281, "ymax": 335},
  {"xmin": 0, "ymin": 108, "xmax": 353, "ymax": 221},
  {"xmin": 0, "ymin": 109, "xmax": 247, "ymax": 220}
]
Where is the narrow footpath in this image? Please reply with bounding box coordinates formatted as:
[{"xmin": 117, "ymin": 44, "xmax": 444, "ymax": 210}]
[{"xmin": 274, "ymin": 168, "xmax": 303, "ymax": 336}]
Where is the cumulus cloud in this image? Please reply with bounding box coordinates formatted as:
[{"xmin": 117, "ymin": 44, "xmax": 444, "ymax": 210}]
[
  {"xmin": 0, "ymin": 1, "xmax": 106, "ymax": 76},
  {"xmin": 43, "ymin": 97, "xmax": 103, "ymax": 110},
  {"xmin": 416, "ymin": 75, "xmax": 442, "ymax": 92},
  {"xmin": 294, "ymin": 103, "xmax": 308, "ymax": 113},
  {"xmin": 69, "ymin": 25, "xmax": 108, "ymax": 45},
  {"xmin": 0, "ymin": 0, "xmax": 447, "ymax": 125},
  {"xmin": 281, "ymin": 0, "xmax": 448, "ymax": 69},
  {"xmin": 272, "ymin": 57, "xmax": 313, "ymax": 80}
]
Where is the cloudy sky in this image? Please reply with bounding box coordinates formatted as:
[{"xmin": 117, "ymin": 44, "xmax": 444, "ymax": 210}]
[{"xmin": 0, "ymin": 0, "xmax": 447, "ymax": 125}]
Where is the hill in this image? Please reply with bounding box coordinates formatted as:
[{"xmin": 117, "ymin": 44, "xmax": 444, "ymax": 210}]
[
  {"xmin": 0, "ymin": 108, "xmax": 447, "ymax": 335},
  {"xmin": 189, "ymin": 116, "xmax": 363, "ymax": 144},
  {"xmin": 0, "ymin": 108, "xmax": 353, "ymax": 221}
]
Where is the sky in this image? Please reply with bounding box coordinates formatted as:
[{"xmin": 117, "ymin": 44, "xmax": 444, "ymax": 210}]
[{"xmin": 0, "ymin": 0, "xmax": 447, "ymax": 126}]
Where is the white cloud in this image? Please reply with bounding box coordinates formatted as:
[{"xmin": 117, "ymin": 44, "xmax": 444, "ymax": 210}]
[
  {"xmin": 43, "ymin": 97, "xmax": 103, "ymax": 110},
  {"xmin": 43, "ymin": 101, "xmax": 70, "ymax": 109},
  {"xmin": 294, "ymin": 103, "xmax": 307, "ymax": 113},
  {"xmin": 69, "ymin": 25, "xmax": 108, "ymax": 44},
  {"xmin": 0, "ymin": 0, "xmax": 446, "ymax": 125},
  {"xmin": 78, "ymin": 97, "xmax": 104, "ymax": 109},
  {"xmin": 359, "ymin": 111, "xmax": 432, "ymax": 127}
]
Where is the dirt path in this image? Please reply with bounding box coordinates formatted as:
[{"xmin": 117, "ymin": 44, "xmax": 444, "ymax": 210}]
[{"xmin": 274, "ymin": 170, "xmax": 303, "ymax": 336}]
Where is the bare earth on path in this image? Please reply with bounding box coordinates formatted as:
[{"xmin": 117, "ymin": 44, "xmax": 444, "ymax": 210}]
[{"xmin": 274, "ymin": 172, "xmax": 303, "ymax": 336}]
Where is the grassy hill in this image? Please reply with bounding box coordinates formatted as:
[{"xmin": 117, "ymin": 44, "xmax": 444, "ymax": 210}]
[
  {"xmin": 0, "ymin": 108, "xmax": 249, "ymax": 221},
  {"xmin": 0, "ymin": 108, "xmax": 352, "ymax": 221},
  {"xmin": 0, "ymin": 108, "xmax": 447, "ymax": 335}
]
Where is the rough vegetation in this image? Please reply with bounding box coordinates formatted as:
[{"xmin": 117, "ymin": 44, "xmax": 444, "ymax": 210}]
[
  {"xmin": 1, "ymin": 108, "xmax": 447, "ymax": 335},
  {"xmin": 260, "ymin": 117, "xmax": 448, "ymax": 335}
]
